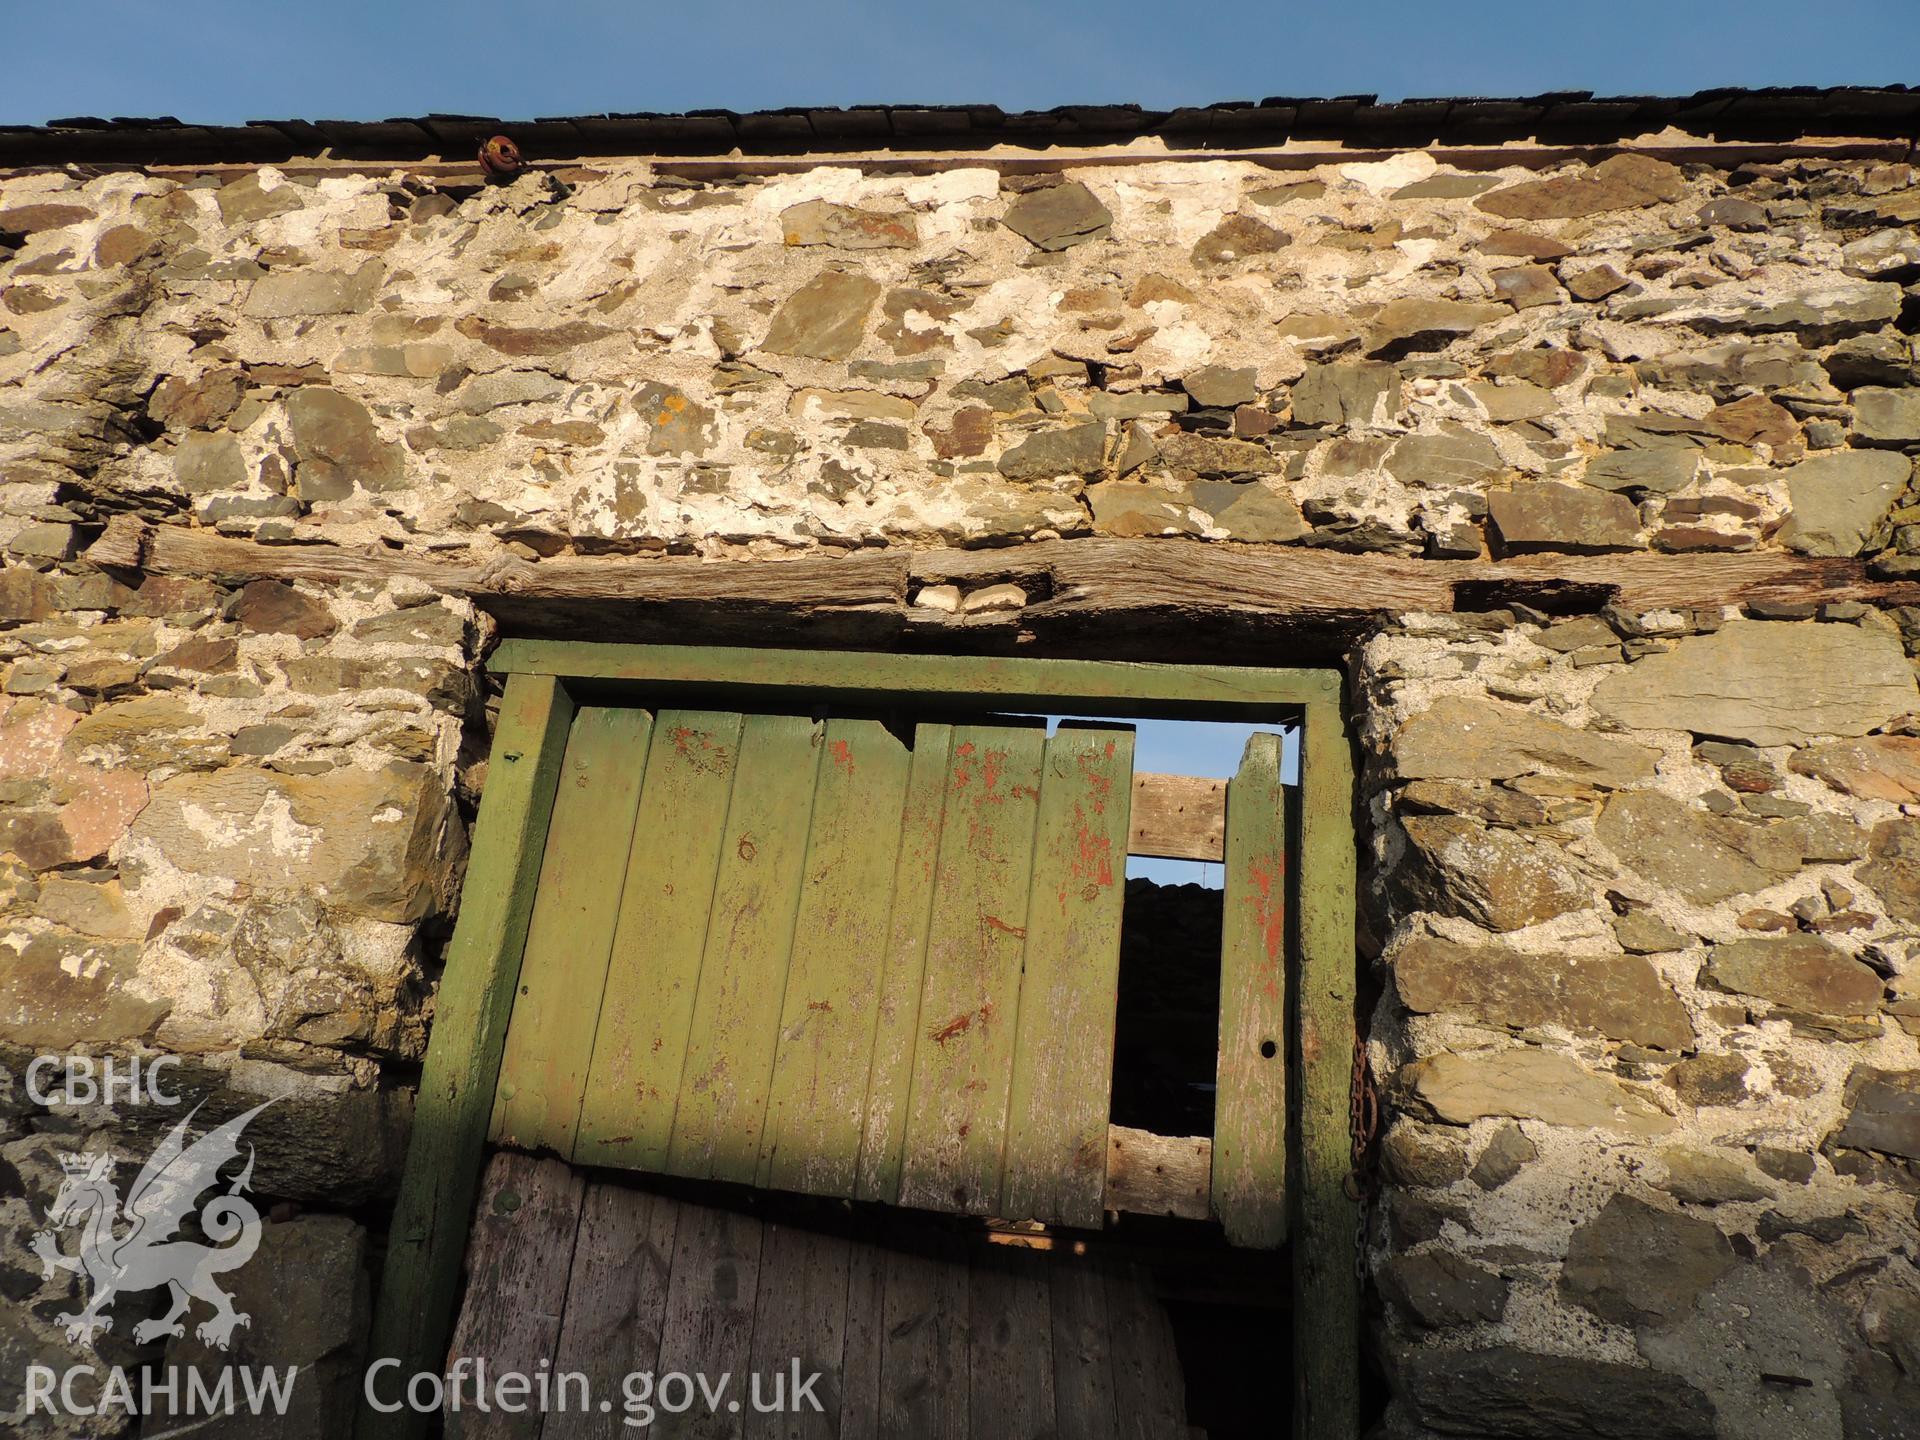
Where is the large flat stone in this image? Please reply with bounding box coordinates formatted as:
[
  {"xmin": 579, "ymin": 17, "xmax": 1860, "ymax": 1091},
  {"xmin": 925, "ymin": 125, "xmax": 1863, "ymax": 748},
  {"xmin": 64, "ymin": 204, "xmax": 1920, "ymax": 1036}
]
[
  {"xmin": 1187, "ymin": 480, "xmax": 1307, "ymax": 541},
  {"xmin": 284, "ymin": 388, "xmax": 407, "ymax": 498},
  {"xmin": 1835, "ymin": 1067, "xmax": 1920, "ymax": 1160},
  {"xmin": 1583, "ymin": 448, "xmax": 1701, "ymax": 495},
  {"xmin": 164, "ymin": 1214, "xmax": 368, "ymax": 1439},
  {"xmin": 453, "ymin": 317, "xmax": 617, "ymax": 356},
  {"xmin": 455, "ymin": 369, "xmax": 566, "ymax": 413},
  {"xmin": 1475, "ymin": 154, "xmax": 1687, "ymax": 221},
  {"xmin": 1156, "ymin": 433, "xmax": 1283, "ymax": 475},
  {"xmin": 1002, "ymin": 181, "xmax": 1113, "ymax": 251},
  {"xmin": 1790, "ymin": 735, "xmax": 1920, "ymax": 801},
  {"xmin": 244, "ymin": 260, "xmax": 384, "ymax": 318},
  {"xmin": 1776, "ymin": 450, "xmax": 1911, "ymax": 556},
  {"xmin": 1395, "ymin": 935, "xmax": 1694, "ymax": 1050},
  {"xmin": 1859, "ymin": 816, "xmax": 1920, "ymax": 922},
  {"xmin": 1191, "ymin": 213, "xmax": 1288, "ymax": 266},
  {"xmin": 780, "ymin": 199, "xmax": 917, "ymax": 249},
  {"xmin": 128, "ymin": 763, "xmax": 457, "ymax": 923},
  {"xmin": 1588, "ymin": 621, "xmax": 1919, "ymax": 745},
  {"xmin": 0, "ymin": 930, "xmax": 169, "ymax": 1049},
  {"xmin": 1561, "ymin": 1194, "xmax": 1736, "ymax": 1330},
  {"xmin": 760, "ymin": 269, "xmax": 882, "ymax": 360},
  {"xmin": 173, "ymin": 432, "xmax": 247, "ymax": 494},
  {"xmin": 1394, "ymin": 1343, "xmax": 1716, "ymax": 1439},
  {"xmin": 1387, "ymin": 429, "xmax": 1505, "ymax": 488},
  {"xmin": 997, "ymin": 422, "xmax": 1107, "ymax": 479},
  {"xmin": 634, "ymin": 382, "xmax": 717, "ymax": 456},
  {"xmin": 216, "ymin": 173, "xmax": 304, "ymax": 226},
  {"xmin": 1490, "ymin": 482, "xmax": 1643, "ymax": 552},
  {"xmin": 0, "ymin": 696, "xmax": 149, "ymax": 868},
  {"xmin": 1400, "ymin": 815, "xmax": 1589, "ymax": 931},
  {"xmin": 1396, "ymin": 695, "xmax": 1657, "ymax": 788},
  {"xmin": 1403, "ymin": 1049, "xmax": 1676, "ymax": 1135},
  {"xmin": 1637, "ymin": 1267, "xmax": 1848, "ymax": 1440},
  {"xmin": 1377, "ymin": 1250, "xmax": 1508, "ymax": 1329},
  {"xmin": 1364, "ymin": 298, "xmax": 1507, "ymax": 355},
  {"xmin": 110, "ymin": 1055, "xmax": 410, "ymax": 1205},
  {"xmin": 1087, "ymin": 480, "xmax": 1202, "ymax": 537},
  {"xmin": 1702, "ymin": 935, "xmax": 1884, "ymax": 1017},
  {"xmin": 0, "ymin": 202, "xmax": 95, "ymax": 234},
  {"xmin": 1657, "ymin": 1147, "xmax": 1771, "ymax": 1205},
  {"xmin": 1657, "ymin": 279, "xmax": 1904, "ymax": 339},
  {"xmin": 1851, "ymin": 386, "xmax": 1920, "ymax": 444},
  {"xmin": 1594, "ymin": 790, "xmax": 1798, "ymax": 905}
]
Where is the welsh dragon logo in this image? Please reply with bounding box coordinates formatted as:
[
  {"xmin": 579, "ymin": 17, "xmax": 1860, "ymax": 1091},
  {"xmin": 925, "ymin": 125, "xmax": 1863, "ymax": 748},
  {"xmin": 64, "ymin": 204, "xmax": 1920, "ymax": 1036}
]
[{"xmin": 28, "ymin": 1100, "xmax": 273, "ymax": 1350}]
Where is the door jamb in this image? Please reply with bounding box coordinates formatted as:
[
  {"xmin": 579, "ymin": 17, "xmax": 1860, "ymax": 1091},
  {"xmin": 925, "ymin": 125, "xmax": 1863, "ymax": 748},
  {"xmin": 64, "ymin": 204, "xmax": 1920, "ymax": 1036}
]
[{"xmin": 359, "ymin": 641, "xmax": 1359, "ymax": 1440}]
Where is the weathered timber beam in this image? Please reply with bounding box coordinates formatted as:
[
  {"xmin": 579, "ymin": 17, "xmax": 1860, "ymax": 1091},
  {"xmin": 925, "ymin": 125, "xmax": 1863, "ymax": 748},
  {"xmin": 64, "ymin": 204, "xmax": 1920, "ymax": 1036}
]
[
  {"xmin": 109, "ymin": 139, "xmax": 1913, "ymax": 190},
  {"xmin": 85, "ymin": 516, "xmax": 911, "ymax": 643},
  {"xmin": 83, "ymin": 521, "xmax": 1920, "ymax": 662},
  {"xmin": 914, "ymin": 537, "xmax": 1920, "ymax": 618},
  {"xmin": 1129, "ymin": 772, "xmax": 1226, "ymax": 862},
  {"xmin": 1105, "ymin": 1124, "xmax": 1212, "ymax": 1222}
]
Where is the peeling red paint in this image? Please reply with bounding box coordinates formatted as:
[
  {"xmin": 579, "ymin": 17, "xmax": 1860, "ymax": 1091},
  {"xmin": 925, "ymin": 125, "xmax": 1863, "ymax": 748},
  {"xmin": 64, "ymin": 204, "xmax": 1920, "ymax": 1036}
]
[
  {"xmin": 983, "ymin": 914, "xmax": 1027, "ymax": 939},
  {"xmin": 929, "ymin": 1010, "xmax": 974, "ymax": 1044},
  {"xmin": 829, "ymin": 738, "xmax": 855, "ymax": 774},
  {"xmin": 928, "ymin": 999, "xmax": 995, "ymax": 1045},
  {"xmin": 979, "ymin": 746, "xmax": 1011, "ymax": 803},
  {"xmin": 669, "ymin": 726, "xmax": 732, "ymax": 775}
]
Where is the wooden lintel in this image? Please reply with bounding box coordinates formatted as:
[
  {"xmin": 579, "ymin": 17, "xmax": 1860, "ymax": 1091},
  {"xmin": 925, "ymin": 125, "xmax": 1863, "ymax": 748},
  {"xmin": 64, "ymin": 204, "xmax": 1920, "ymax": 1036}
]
[
  {"xmin": 105, "ymin": 138, "xmax": 1915, "ymax": 188},
  {"xmin": 1129, "ymin": 773, "xmax": 1227, "ymax": 862},
  {"xmin": 83, "ymin": 520, "xmax": 1920, "ymax": 663}
]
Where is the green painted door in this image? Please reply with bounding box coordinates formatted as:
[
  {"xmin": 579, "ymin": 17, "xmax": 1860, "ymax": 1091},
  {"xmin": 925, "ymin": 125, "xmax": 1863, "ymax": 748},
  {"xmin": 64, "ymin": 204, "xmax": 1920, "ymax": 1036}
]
[{"xmin": 492, "ymin": 707, "xmax": 1137, "ymax": 1230}]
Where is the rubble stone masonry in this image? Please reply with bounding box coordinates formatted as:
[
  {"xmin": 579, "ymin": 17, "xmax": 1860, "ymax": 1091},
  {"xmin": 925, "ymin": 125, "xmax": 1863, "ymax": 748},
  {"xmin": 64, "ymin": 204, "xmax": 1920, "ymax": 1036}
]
[{"xmin": 3, "ymin": 137, "xmax": 1920, "ymax": 1436}]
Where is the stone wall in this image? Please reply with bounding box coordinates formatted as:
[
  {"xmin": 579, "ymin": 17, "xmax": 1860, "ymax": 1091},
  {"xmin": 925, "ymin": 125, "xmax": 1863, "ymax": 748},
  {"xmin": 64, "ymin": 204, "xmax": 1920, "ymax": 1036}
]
[{"xmin": 4, "ymin": 138, "xmax": 1920, "ymax": 1435}]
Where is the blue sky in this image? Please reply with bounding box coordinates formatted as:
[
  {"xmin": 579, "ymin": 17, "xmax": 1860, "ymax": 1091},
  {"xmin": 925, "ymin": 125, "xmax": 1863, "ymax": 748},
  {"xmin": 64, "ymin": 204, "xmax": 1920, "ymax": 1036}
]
[{"xmin": 9, "ymin": 1, "xmax": 1920, "ymax": 126}]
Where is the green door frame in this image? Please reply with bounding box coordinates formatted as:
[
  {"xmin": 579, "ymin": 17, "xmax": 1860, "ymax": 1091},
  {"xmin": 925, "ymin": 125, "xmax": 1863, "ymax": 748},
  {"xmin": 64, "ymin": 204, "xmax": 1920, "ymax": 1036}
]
[{"xmin": 359, "ymin": 641, "xmax": 1359, "ymax": 1440}]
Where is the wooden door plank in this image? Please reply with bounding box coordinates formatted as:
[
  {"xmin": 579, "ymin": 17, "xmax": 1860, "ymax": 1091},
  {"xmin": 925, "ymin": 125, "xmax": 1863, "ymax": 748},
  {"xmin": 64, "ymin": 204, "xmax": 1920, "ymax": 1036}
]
[
  {"xmin": 1049, "ymin": 1256, "xmax": 1118, "ymax": 1440},
  {"xmin": 1294, "ymin": 700, "xmax": 1361, "ymax": 1440},
  {"xmin": 653, "ymin": 1200, "xmax": 766, "ymax": 1440},
  {"xmin": 361, "ymin": 672, "xmax": 573, "ymax": 1440},
  {"xmin": 853, "ymin": 724, "xmax": 954, "ymax": 1207},
  {"xmin": 668, "ymin": 713, "xmax": 824, "ymax": 1185},
  {"xmin": 493, "ymin": 706, "xmax": 654, "ymax": 1155},
  {"xmin": 443, "ymin": 1151, "xmax": 587, "ymax": 1440},
  {"xmin": 744, "ymin": 1224, "xmax": 851, "ymax": 1440},
  {"xmin": 1105, "ymin": 1125, "xmax": 1211, "ymax": 1222},
  {"xmin": 1104, "ymin": 1264, "xmax": 1188, "ymax": 1440},
  {"xmin": 1128, "ymin": 772, "xmax": 1226, "ymax": 862},
  {"xmin": 576, "ymin": 710, "xmax": 743, "ymax": 1173},
  {"xmin": 877, "ymin": 1240, "xmax": 969, "ymax": 1440},
  {"xmin": 760, "ymin": 719, "xmax": 915, "ymax": 1198},
  {"xmin": 897, "ymin": 722, "xmax": 1045, "ymax": 1216},
  {"xmin": 967, "ymin": 1247, "xmax": 1056, "ymax": 1440},
  {"xmin": 1000, "ymin": 723, "xmax": 1134, "ymax": 1228},
  {"xmin": 837, "ymin": 1239, "xmax": 886, "ymax": 1440},
  {"xmin": 544, "ymin": 1182, "xmax": 681, "ymax": 1440},
  {"xmin": 1212, "ymin": 731, "xmax": 1290, "ymax": 1249}
]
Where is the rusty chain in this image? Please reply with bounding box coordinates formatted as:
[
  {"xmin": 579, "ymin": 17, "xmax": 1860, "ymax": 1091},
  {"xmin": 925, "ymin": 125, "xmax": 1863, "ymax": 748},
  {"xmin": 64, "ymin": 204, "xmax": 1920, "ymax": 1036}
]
[{"xmin": 1342, "ymin": 1022, "xmax": 1380, "ymax": 1281}]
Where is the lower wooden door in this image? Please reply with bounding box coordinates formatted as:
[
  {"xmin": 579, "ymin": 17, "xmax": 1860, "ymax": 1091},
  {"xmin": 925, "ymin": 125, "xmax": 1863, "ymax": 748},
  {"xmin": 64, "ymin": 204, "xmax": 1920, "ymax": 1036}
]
[{"xmin": 446, "ymin": 1152, "xmax": 1190, "ymax": 1440}]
